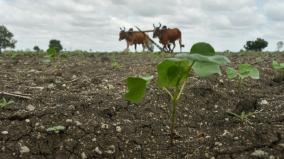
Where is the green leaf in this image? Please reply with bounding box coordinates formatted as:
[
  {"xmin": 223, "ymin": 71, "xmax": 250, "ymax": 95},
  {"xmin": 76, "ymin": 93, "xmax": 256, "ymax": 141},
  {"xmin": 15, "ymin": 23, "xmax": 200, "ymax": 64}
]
[
  {"xmin": 124, "ymin": 76, "xmax": 153, "ymax": 103},
  {"xmin": 176, "ymin": 53, "xmax": 230, "ymax": 65},
  {"xmin": 157, "ymin": 59, "xmax": 190, "ymax": 88},
  {"xmin": 238, "ymin": 64, "xmax": 252, "ymax": 75},
  {"xmin": 175, "ymin": 53, "xmax": 230, "ymax": 77},
  {"xmin": 249, "ymin": 68, "xmax": 260, "ymax": 79},
  {"xmin": 226, "ymin": 67, "xmax": 238, "ymax": 79},
  {"xmin": 193, "ymin": 61, "xmax": 221, "ymax": 77},
  {"xmin": 190, "ymin": 42, "xmax": 215, "ymax": 56}
]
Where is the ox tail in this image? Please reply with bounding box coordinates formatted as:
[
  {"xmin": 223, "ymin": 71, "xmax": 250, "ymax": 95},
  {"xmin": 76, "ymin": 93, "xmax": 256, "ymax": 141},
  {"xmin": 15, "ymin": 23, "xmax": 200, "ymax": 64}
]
[
  {"xmin": 179, "ymin": 38, "xmax": 185, "ymax": 53},
  {"xmin": 178, "ymin": 29, "xmax": 185, "ymax": 52}
]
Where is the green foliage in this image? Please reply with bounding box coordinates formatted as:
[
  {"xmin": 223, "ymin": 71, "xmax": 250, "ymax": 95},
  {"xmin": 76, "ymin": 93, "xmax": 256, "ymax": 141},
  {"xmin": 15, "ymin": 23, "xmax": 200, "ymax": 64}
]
[
  {"xmin": 124, "ymin": 76, "xmax": 153, "ymax": 103},
  {"xmin": 0, "ymin": 98, "xmax": 14, "ymax": 109},
  {"xmin": 0, "ymin": 25, "xmax": 17, "ymax": 53},
  {"xmin": 227, "ymin": 111, "xmax": 255, "ymax": 124},
  {"xmin": 47, "ymin": 47, "xmax": 57, "ymax": 61},
  {"xmin": 227, "ymin": 64, "xmax": 260, "ymax": 80},
  {"xmin": 46, "ymin": 125, "xmax": 65, "ymax": 134},
  {"xmin": 48, "ymin": 39, "xmax": 63, "ymax": 53},
  {"xmin": 244, "ymin": 38, "xmax": 268, "ymax": 52},
  {"xmin": 124, "ymin": 42, "xmax": 230, "ymax": 144}
]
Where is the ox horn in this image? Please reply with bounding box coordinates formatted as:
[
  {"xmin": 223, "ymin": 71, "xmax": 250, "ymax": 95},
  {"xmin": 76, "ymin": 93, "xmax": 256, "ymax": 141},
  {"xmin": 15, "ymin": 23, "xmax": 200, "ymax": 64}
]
[
  {"xmin": 123, "ymin": 27, "xmax": 126, "ymax": 31},
  {"xmin": 120, "ymin": 27, "xmax": 123, "ymax": 31},
  {"xmin": 158, "ymin": 22, "xmax": 161, "ymax": 28},
  {"xmin": 153, "ymin": 24, "xmax": 156, "ymax": 28}
]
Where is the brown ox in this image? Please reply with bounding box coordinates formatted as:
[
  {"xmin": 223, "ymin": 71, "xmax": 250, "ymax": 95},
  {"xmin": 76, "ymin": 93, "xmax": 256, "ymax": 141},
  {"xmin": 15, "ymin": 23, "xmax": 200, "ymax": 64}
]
[
  {"xmin": 119, "ymin": 27, "xmax": 152, "ymax": 52},
  {"xmin": 153, "ymin": 23, "xmax": 185, "ymax": 53}
]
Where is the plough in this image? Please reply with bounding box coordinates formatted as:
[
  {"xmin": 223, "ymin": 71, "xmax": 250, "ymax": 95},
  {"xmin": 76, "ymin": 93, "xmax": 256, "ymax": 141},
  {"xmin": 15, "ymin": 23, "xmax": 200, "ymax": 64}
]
[{"xmin": 135, "ymin": 26, "xmax": 164, "ymax": 52}]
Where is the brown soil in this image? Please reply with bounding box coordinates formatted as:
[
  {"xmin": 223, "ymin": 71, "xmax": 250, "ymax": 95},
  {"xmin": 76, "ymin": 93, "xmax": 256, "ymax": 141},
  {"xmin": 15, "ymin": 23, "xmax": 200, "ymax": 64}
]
[{"xmin": 0, "ymin": 52, "xmax": 283, "ymax": 159}]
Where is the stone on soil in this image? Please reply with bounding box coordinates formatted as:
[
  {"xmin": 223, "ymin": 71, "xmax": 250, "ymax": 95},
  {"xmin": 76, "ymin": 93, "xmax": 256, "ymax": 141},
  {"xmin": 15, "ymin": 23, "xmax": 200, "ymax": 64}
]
[
  {"xmin": 251, "ymin": 150, "xmax": 268, "ymax": 157},
  {"xmin": 26, "ymin": 104, "xmax": 35, "ymax": 111},
  {"xmin": 20, "ymin": 146, "xmax": 30, "ymax": 153}
]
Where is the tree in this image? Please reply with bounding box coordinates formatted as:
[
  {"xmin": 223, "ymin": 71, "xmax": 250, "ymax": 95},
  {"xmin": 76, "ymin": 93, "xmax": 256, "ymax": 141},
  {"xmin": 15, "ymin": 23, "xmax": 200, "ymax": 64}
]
[
  {"xmin": 277, "ymin": 41, "xmax": 283, "ymax": 52},
  {"xmin": 33, "ymin": 46, "xmax": 40, "ymax": 52},
  {"xmin": 48, "ymin": 39, "xmax": 63, "ymax": 53},
  {"xmin": 244, "ymin": 38, "xmax": 268, "ymax": 52},
  {"xmin": 0, "ymin": 25, "xmax": 17, "ymax": 53}
]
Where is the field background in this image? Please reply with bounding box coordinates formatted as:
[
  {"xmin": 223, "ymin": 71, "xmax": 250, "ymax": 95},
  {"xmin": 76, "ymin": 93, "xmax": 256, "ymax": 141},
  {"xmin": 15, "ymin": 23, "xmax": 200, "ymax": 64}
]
[{"xmin": 0, "ymin": 52, "xmax": 283, "ymax": 159}]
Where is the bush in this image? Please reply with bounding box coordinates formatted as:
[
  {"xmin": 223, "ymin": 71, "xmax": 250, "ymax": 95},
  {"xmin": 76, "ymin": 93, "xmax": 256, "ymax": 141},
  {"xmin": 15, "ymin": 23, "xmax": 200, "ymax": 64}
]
[{"xmin": 244, "ymin": 38, "xmax": 268, "ymax": 52}]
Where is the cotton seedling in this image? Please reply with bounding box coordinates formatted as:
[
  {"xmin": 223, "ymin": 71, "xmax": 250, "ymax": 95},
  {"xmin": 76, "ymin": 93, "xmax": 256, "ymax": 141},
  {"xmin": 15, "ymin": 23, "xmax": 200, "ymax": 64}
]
[
  {"xmin": 226, "ymin": 64, "xmax": 260, "ymax": 89},
  {"xmin": 43, "ymin": 47, "xmax": 57, "ymax": 63},
  {"xmin": 272, "ymin": 61, "xmax": 284, "ymax": 77},
  {"xmin": 227, "ymin": 111, "xmax": 255, "ymax": 124},
  {"xmin": 124, "ymin": 42, "xmax": 230, "ymax": 144}
]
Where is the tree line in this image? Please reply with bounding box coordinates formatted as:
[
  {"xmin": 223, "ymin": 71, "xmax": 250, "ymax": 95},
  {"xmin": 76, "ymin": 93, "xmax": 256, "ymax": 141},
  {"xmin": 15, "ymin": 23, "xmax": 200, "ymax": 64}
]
[{"xmin": 0, "ymin": 25, "xmax": 283, "ymax": 53}]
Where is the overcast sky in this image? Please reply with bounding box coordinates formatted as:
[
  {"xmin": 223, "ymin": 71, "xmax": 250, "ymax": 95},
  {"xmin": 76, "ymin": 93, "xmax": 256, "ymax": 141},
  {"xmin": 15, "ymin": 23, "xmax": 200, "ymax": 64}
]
[{"xmin": 0, "ymin": 0, "xmax": 283, "ymax": 52}]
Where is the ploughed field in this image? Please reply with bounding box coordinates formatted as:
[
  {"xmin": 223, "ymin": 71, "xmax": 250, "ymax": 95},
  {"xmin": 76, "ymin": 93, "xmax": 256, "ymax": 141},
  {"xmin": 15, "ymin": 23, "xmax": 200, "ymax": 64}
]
[{"xmin": 0, "ymin": 52, "xmax": 283, "ymax": 159}]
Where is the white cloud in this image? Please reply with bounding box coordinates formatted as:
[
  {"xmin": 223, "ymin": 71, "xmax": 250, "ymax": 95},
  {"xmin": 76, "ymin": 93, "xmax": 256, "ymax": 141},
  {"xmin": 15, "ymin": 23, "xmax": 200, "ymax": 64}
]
[
  {"xmin": 263, "ymin": 0, "xmax": 284, "ymax": 21},
  {"xmin": 0, "ymin": 0, "xmax": 283, "ymax": 52}
]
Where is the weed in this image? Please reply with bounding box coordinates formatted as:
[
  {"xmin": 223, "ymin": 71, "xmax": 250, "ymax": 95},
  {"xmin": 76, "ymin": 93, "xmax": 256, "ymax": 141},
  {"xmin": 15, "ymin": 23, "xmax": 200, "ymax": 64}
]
[{"xmin": 0, "ymin": 98, "xmax": 14, "ymax": 109}]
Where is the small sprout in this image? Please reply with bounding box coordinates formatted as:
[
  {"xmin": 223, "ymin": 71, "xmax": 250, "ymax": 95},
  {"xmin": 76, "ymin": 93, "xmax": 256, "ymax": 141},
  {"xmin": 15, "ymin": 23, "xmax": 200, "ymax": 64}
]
[
  {"xmin": 272, "ymin": 61, "xmax": 284, "ymax": 70},
  {"xmin": 112, "ymin": 61, "xmax": 121, "ymax": 69},
  {"xmin": 46, "ymin": 125, "xmax": 65, "ymax": 134},
  {"xmin": 227, "ymin": 111, "xmax": 255, "ymax": 124},
  {"xmin": 272, "ymin": 61, "xmax": 284, "ymax": 77},
  {"xmin": 44, "ymin": 47, "xmax": 57, "ymax": 62},
  {"xmin": 124, "ymin": 42, "xmax": 230, "ymax": 144},
  {"xmin": 226, "ymin": 63, "xmax": 260, "ymax": 88},
  {"xmin": 0, "ymin": 98, "xmax": 14, "ymax": 109}
]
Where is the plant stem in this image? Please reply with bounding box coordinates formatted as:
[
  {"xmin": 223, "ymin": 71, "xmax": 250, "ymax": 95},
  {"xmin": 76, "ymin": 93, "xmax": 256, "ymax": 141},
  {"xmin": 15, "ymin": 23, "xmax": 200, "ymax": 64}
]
[
  {"xmin": 237, "ymin": 78, "xmax": 243, "ymax": 92},
  {"xmin": 176, "ymin": 80, "xmax": 186, "ymax": 100},
  {"xmin": 169, "ymin": 61, "xmax": 195, "ymax": 145},
  {"xmin": 163, "ymin": 87, "xmax": 173, "ymax": 100},
  {"xmin": 170, "ymin": 96, "xmax": 177, "ymax": 145}
]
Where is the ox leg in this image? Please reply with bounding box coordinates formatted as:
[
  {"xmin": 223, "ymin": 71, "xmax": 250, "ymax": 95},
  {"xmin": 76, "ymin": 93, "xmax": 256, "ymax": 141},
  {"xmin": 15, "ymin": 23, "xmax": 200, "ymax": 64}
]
[
  {"xmin": 142, "ymin": 44, "xmax": 145, "ymax": 52},
  {"xmin": 124, "ymin": 42, "xmax": 130, "ymax": 52},
  {"xmin": 163, "ymin": 45, "xmax": 168, "ymax": 52},
  {"xmin": 171, "ymin": 42, "xmax": 176, "ymax": 53},
  {"xmin": 167, "ymin": 44, "xmax": 171, "ymax": 53},
  {"xmin": 134, "ymin": 44, "xmax": 137, "ymax": 52}
]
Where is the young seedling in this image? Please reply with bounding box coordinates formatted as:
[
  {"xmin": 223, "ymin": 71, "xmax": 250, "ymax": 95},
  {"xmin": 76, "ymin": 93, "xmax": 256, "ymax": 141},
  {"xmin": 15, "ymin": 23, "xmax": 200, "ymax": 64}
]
[
  {"xmin": 0, "ymin": 98, "xmax": 14, "ymax": 109},
  {"xmin": 226, "ymin": 64, "xmax": 260, "ymax": 89},
  {"xmin": 227, "ymin": 111, "xmax": 255, "ymax": 124},
  {"xmin": 46, "ymin": 125, "xmax": 65, "ymax": 134},
  {"xmin": 111, "ymin": 56, "xmax": 121, "ymax": 69},
  {"xmin": 124, "ymin": 42, "xmax": 230, "ymax": 144},
  {"xmin": 272, "ymin": 61, "xmax": 284, "ymax": 77},
  {"xmin": 43, "ymin": 47, "xmax": 57, "ymax": 63}
]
